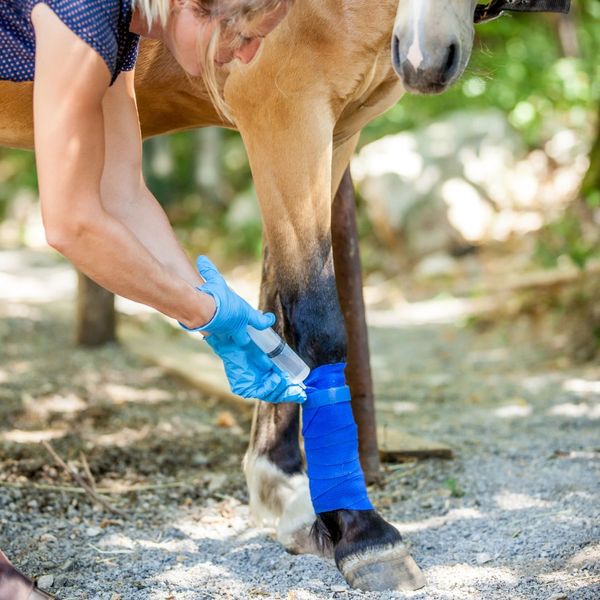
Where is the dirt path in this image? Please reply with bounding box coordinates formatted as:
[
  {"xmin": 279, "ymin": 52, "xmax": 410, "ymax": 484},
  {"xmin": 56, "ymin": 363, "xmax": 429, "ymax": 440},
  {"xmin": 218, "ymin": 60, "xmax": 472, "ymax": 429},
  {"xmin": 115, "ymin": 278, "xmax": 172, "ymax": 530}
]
[{"xmin": 0, "ymin": 250, "xmax": 598, "ymax": 599}]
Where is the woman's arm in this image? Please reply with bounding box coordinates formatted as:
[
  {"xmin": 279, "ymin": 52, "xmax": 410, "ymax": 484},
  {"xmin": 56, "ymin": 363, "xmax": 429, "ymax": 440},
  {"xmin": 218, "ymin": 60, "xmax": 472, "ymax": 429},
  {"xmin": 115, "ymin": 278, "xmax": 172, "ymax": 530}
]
[
  {"xmin": 98, "ymin": 70, "xmax": 201, "ymax": 289},
  {"xmin": 32, "ymin": 4, "xmax": 214, "ymax": 329}
]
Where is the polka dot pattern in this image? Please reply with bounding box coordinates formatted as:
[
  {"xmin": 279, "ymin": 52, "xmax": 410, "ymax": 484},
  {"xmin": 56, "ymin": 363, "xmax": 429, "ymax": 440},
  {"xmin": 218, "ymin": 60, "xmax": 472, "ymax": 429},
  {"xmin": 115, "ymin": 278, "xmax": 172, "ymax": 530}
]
[{"xmin": 0, "ymin": 0, "xmax": 140, "ymax": 85}]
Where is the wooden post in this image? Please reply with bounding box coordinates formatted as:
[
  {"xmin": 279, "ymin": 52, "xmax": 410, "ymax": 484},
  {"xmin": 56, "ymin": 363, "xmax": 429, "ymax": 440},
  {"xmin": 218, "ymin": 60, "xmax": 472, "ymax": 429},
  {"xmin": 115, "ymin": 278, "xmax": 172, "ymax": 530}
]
[
  {"xmin": 76, "ymin": 272, "xmax": 116, "ymax": 347},
  {"xmin": 331, "ymin": 167, "xmax": 381, "ymax": 484}
]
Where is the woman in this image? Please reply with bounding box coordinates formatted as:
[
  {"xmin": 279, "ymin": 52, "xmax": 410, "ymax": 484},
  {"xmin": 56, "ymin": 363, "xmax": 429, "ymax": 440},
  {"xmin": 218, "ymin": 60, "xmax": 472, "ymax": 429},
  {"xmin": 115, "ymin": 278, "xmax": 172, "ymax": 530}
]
[{"xmin": 0, "ymin": 1, "xmax": 303, "ymax": 597}]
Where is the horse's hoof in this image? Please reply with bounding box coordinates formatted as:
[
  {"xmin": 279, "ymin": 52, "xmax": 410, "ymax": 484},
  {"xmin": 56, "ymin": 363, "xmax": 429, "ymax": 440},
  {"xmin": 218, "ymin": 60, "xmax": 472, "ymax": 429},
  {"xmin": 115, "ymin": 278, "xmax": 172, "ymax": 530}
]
[
  {"xmin": 337, "ymin": 542, "xmax": 426, "ymax": 592},
  {"xmin": 318, "ymin": 509, "xmax": 425, "ymax": 592}
]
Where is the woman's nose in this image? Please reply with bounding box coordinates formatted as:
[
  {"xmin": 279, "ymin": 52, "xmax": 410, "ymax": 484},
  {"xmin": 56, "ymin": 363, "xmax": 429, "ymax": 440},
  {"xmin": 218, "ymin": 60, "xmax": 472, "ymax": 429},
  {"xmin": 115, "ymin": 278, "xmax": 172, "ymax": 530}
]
[{"xmin": 234, "ymin": 38, "xmax": 262, "ymax": 64}]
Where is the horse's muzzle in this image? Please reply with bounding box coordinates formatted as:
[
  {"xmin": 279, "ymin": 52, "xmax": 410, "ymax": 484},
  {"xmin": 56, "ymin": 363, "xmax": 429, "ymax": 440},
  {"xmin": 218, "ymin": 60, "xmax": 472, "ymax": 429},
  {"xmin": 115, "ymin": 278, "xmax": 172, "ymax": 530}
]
[{"xmin": 392, "ymin": 34, "xmax": 461, "ymax": 95}]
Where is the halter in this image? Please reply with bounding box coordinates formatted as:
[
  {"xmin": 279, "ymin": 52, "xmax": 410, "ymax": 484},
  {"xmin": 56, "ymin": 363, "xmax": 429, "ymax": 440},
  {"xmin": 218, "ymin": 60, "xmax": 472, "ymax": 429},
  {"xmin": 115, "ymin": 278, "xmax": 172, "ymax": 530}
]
[{"xmin": 475, "ymin": 0, "xmax": 571, "ymax": 23}]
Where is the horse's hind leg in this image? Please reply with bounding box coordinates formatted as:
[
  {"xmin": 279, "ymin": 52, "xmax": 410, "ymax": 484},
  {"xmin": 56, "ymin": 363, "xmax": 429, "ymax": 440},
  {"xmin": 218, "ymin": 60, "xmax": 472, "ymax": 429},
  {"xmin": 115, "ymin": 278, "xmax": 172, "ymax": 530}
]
[
  {"xmin": 245, "ymin": 220, "xmax": 353, "ymax": 554},
  {"xmin": 244, "ymin": 402, "xmax": 318, "ymax": 554},
  {"xmin": 243, "ymin": 247, "xmax": 322, "ymax": 555}
]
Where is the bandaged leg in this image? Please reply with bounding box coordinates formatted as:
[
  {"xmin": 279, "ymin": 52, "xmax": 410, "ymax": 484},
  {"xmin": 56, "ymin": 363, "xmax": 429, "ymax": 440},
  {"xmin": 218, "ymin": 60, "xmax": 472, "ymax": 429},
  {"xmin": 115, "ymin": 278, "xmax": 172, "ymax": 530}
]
[{"xmin": 302, "ymin": 362, "xmax": 373, "ymax": 513}]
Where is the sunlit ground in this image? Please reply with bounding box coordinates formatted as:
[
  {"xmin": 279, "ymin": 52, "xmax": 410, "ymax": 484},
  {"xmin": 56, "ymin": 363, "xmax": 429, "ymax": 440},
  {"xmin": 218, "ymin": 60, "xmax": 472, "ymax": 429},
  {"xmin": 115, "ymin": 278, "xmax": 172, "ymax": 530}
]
[{"xmin": 0, "ymin": 247, "xmax": 598, "ymax": 599}]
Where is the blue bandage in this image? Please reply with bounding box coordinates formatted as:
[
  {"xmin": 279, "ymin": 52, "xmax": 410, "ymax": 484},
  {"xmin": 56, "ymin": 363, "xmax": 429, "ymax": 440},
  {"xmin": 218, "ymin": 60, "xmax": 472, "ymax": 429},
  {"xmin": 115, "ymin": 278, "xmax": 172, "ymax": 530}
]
[{"xmin": 302, "ymin": 362, "xmax": 374, "ymax": 514}]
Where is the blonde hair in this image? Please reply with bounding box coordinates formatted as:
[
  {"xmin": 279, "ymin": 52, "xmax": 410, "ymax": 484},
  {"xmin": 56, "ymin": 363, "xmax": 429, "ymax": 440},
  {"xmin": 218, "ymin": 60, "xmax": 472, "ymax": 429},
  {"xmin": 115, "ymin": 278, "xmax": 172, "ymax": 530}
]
[
  {"xmin": 134, "ymin": 0, "xmax": 293, "ymax": 122},
  {"xmin": 134, "ymin": 0, "xmax": 171, "ymax": 29}
]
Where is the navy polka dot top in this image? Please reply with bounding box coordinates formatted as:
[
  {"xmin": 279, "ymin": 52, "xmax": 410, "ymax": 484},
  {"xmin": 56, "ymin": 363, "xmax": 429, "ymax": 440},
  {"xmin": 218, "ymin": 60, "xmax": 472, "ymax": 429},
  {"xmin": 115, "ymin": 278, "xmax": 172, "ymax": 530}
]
[{"xmin": 0, "ymin": 0, "xmax": 140, "ymax": 85}]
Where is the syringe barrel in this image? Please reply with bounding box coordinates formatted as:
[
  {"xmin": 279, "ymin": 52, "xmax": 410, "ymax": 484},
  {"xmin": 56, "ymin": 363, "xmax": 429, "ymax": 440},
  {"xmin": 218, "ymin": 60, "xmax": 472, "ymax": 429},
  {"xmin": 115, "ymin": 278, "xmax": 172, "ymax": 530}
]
[{"xmin": 247, "ymin": 326, "xmax": 310, "ymax": 385}]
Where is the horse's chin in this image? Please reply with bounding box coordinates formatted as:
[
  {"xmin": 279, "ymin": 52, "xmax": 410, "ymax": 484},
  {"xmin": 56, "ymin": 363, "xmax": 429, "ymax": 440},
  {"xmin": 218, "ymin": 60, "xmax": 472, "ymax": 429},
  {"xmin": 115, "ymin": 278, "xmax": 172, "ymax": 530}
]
[
  {"xmin": 400, "ymin": 80, "xmax": 450, "ymax": 95},
  {"xmin": 394, "ymin": 63, "xmax": 466, "ymax": 95}
]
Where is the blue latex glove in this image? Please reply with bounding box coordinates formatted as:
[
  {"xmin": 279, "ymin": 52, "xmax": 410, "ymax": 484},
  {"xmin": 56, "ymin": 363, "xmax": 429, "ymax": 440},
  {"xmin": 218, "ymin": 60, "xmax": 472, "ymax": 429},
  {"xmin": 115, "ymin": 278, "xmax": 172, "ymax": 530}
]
[{"xmin": 185, "ymin": 256, "xmax": 306, "ymax": 404}]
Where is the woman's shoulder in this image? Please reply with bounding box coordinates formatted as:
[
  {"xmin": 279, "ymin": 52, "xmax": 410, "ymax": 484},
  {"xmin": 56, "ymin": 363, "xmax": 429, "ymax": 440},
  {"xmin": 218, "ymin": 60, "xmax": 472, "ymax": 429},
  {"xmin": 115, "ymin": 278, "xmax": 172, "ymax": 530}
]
[
  {"xmin": 36, "ymin": 0, "xmax": 139, "ymax": 83},
  {"xmin": 0, "ymin": 0, "xmax": 139, "ymax": 84}
]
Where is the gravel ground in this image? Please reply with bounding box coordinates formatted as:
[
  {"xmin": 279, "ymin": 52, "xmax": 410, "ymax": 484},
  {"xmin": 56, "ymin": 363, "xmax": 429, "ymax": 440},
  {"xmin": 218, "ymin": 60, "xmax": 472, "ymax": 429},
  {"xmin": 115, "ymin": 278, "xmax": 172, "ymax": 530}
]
[{"xmin": 0, "ymin": 250, "xmax": 599, "ymax": 599}]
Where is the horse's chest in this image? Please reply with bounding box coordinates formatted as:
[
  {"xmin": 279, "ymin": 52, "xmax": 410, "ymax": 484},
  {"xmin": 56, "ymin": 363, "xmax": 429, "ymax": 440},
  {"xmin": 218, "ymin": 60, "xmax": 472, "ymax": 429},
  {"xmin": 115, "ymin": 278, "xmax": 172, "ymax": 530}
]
[{"xmin": 333, "ymin": 61, "xmax": 404, "ymax": 146}]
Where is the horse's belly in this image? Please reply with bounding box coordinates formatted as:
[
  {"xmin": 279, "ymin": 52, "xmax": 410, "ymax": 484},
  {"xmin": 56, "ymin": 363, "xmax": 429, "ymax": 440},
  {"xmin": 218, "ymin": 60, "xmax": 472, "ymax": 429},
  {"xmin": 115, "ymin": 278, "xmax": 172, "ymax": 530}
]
[{"xmin": 0, "ymin": 81, "xmax": 34, "ymax": 150}]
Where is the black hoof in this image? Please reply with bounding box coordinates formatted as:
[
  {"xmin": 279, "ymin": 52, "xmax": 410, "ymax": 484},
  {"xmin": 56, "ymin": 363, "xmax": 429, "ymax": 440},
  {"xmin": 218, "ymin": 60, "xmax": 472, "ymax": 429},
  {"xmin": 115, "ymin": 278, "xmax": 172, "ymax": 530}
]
[{"xmin": 315, "ymin": 509, "xmax": 426, "ymax": 592}]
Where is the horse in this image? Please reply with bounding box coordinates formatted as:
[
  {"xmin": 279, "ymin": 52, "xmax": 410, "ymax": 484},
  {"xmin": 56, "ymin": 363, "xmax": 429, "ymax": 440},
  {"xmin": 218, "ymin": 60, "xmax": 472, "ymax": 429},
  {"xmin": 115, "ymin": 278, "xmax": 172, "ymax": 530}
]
[{"xmin": 0, "ymin": 0, "xmax": 570, "ymax": 591}]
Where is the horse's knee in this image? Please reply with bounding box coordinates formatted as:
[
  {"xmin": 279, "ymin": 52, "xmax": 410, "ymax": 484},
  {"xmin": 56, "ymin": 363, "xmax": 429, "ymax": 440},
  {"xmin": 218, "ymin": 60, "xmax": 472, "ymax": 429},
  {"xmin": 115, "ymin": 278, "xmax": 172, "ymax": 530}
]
[{"xmin": 271, "ymin": 238, "xmax": 347, "ymax": 367}]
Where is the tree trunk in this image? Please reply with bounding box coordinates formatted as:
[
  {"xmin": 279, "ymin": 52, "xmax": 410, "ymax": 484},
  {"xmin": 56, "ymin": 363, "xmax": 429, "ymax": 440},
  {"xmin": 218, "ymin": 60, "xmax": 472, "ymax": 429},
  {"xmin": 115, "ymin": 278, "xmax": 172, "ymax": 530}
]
[
  {"xmin": 76, "ymin": 272, "xmax": 116, "ymax": 347},
  {"xmin": 581, "ymin": 103, "xmax": 600, "ymax": 198},
  {"xmin": 332, "ymin": 167, "xmax": 381, "ymax": 484}
]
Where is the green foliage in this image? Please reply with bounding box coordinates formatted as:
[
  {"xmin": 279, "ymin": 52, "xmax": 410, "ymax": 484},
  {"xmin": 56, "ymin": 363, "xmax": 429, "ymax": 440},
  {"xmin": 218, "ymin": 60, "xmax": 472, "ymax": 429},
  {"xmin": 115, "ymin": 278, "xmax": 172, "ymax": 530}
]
[
  {"xmin": 586, "ymin": 189, "xmax": 600, "ymax": 208},
  {"xmin": 0, "ymin": 149, "xmax": 37, "ymax": 220},
  {"xmin": 362, "ymin": 0, "xmax": 599, "ymax": 148},
  {"xmin": 535, "ymin": 213, "xmax": 599, "ymax": 269},
  {"xmin": 444, "ymin": 477, "xmax": 465, "ymax": 498}
]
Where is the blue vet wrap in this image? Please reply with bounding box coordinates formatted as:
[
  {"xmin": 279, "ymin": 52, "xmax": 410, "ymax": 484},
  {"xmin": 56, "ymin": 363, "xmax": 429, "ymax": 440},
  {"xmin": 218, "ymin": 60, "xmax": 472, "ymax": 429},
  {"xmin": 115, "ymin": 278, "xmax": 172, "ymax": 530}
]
[{"xmin": 302, "ymin": 362, "xmax": 374, "ymax": 514}]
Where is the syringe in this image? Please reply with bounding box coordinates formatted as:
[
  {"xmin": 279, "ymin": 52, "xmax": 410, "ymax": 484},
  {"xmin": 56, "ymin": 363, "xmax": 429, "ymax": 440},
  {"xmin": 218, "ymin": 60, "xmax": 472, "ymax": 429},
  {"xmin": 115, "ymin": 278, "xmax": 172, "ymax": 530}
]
[{"xmin": 247, "ymin": 326, "xmax": 310, "ymax": 385}]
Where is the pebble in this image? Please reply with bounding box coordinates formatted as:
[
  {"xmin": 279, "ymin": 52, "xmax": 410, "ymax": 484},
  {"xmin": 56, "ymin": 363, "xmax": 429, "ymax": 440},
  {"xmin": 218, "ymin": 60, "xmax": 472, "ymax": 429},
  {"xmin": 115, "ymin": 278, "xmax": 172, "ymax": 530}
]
[
  {"xmin": 37, "ymin": 574, "xmax": 54, "ymax": 589},
  {"xmin": 207, "ymin": 473, "xmax": 227, "ymax": 493},
  {"xmin": 476, "ymin": 553, "xmax": 492, "ymax": 565},
  {"xmin": 331, "ymin": 585, "xmax": 347, "ymax": 592},
  {"xmin": 60, "ymin": 558, "xmax": 74, "ymax": 571},
  {"xmin": 192, "ymin": 452, "xmax": 210, "ymax": 466},
  {"xmin": 85, "ymin": 526, "xmax": 102, "ymax": 537}
]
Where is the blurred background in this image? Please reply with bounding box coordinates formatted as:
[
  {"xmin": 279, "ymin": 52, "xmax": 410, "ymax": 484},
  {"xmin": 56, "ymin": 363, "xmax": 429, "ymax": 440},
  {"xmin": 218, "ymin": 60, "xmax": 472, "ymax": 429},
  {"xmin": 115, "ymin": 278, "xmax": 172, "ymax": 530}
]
[{"xmin": 1, "ymin": 2, "xmax": 599, "ymax": 358}]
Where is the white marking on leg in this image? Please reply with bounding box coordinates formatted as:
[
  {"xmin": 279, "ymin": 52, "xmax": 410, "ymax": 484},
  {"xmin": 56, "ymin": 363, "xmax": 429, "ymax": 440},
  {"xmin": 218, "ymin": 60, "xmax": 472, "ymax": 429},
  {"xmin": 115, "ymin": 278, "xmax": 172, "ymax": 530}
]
[
  {"xmin": 244, "ymin": 454, "xmax": 316, "ymax": 553},
  {"xmin": 406, "ymin": 0, "xmax": 427, "ymax": 69}
]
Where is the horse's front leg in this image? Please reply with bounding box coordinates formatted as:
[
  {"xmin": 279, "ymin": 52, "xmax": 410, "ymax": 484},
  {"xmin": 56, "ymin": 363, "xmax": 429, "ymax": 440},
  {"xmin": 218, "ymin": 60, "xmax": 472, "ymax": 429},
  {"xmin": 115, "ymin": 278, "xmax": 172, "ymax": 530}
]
[
  {"xmin": 243, "ymin": 244, "xmax": 331, "ymax": 557},
  {"xmin": 230, "ymin": 84, "xmax": 425, "ymax": 589}
]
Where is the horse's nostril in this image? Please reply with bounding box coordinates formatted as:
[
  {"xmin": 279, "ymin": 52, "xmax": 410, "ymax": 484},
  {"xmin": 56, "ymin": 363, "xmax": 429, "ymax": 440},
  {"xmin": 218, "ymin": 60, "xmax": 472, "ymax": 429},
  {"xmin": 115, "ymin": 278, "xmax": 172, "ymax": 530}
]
[
  {"xmin": 392, "ymin": 34, "xmax": 401, "ymax": 70},
  {"xmin": 442, "ymin": 42, "xmax": 459, "ymax": 83}
]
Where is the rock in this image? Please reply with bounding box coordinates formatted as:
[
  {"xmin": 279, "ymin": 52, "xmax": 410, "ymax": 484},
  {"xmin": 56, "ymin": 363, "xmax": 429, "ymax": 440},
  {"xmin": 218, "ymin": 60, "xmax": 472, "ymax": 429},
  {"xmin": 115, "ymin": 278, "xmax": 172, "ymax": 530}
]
[
  {"xmin": 37, "ymin": 574, "xmax": 54, "ymax": 589},
  {"xmin": 54, "ymin": 574, "xmax": 69, "ymax": 588},
  {"xmin": 192, "ymin": 452, "xmax": 210, "ymax": 466},
  {"xmin": 476, "ymin": 552, "xmax": 492, "ymax": 565},
  {"xmin": 351, "ymin": 109, "xmax": 526, "ymax": 259},
  {"xmin": 39, "ymin": 533, "xmax": 57, "ymax": 543},
  {"xmin": 331, "ymin": 584, "xmax": 347, "ymax": 592},
  {"xmin": 85, "ymin": 526, "xmax": 102, "ymax": 537},
  {"xmin": 306, "ymin": 579, "xmax": 325, "ymax": 591},
  {"xmin": 546, "ymin": 594, "xmax": 568, "ymax": 600}
]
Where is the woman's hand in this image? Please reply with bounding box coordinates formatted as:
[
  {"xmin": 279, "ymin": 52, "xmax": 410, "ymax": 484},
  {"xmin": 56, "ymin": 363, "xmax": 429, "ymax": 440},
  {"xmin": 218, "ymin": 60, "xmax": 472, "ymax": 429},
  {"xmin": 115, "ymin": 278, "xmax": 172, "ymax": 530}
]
[
  {"xmin": 190, "ymin": 256, "xmax": 275, "ymax": 345},
  {"xmin": 187, "ymin": 257, "xmax": 306, "ymax": 404}
]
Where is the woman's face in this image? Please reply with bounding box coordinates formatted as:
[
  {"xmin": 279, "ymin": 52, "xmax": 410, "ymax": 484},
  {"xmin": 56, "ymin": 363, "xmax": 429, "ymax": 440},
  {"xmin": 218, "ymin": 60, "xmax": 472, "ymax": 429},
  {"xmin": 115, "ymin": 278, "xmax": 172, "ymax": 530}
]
[{"xmin": 167, "ymin": 3, "xmax": 289, "ymax": 76}]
